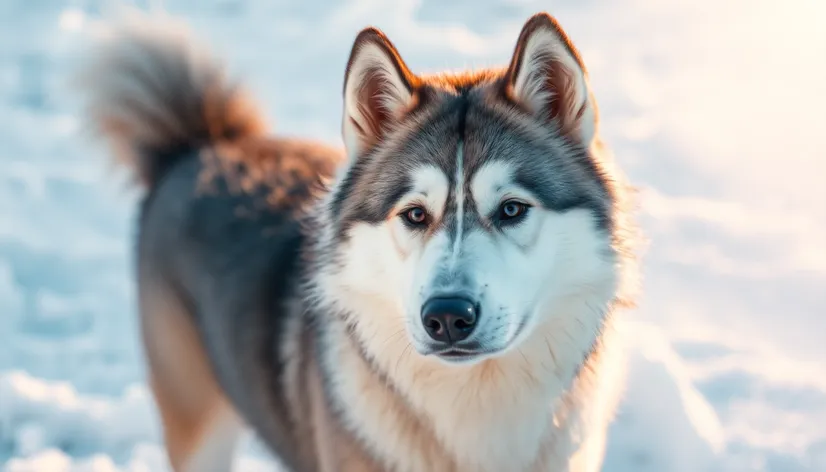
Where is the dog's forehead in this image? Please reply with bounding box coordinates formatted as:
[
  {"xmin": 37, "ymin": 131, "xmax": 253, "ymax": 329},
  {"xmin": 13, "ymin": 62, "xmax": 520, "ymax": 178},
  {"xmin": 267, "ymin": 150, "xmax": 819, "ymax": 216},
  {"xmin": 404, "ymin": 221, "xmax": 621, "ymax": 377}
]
[
  {"xmin": 409, "ymin": 165, "xmax": 449, "ymax": 195},
  {"xmin": 403, "ymin": 95, "xmax": 548, "ymax": 174},
  {"xmin": 332, "ymin": 89, "xmax": 611, "ymax": 234},
  {"xmin": 399, "ymin": 96, "xmax": 560, "ymax": 208}
]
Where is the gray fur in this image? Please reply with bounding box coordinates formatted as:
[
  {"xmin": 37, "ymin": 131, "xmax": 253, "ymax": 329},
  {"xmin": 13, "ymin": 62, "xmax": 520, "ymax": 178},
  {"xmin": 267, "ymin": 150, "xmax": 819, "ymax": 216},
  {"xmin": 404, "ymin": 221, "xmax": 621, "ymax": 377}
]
[
  {"xmin": 329, "ymin": 86, "xmax": 614, "ymax": 245},
  {"xmin": 77, "ymin": 10, "xmax": 638, "ymax": 472}
]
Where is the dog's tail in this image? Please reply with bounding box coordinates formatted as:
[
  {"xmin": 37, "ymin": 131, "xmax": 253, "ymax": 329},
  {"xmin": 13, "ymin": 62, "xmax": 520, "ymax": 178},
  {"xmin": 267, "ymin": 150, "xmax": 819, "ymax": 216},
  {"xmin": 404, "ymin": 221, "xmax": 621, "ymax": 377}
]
[{"xmin": 75, "ymin": 11, "xmax": 267, "ymax": 188}]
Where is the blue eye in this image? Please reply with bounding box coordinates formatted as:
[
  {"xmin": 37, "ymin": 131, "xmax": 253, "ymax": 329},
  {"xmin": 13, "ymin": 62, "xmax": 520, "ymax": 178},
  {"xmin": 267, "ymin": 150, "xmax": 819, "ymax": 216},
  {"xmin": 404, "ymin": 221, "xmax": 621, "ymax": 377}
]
[
  {"xmin": 497, "ymin": 200, "xmax": 529, "ymax": 223},
  {"xmin": 402, "ymin": 206, "xmax": 429, "ymax": 226}
]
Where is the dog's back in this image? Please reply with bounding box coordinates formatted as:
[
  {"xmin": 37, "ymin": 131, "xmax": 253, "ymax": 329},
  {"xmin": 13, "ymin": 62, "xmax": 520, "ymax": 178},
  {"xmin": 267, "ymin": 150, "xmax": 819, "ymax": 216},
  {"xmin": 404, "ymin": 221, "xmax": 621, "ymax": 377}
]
[{"xmin": 77, "ymin": 13, "xmax": 342, "ymax": 471}]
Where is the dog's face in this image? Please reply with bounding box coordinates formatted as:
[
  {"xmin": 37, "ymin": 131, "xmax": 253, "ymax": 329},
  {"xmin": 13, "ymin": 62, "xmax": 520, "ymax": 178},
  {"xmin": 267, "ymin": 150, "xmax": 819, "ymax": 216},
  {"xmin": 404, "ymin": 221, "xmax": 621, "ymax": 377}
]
[{"xmin": 319, "ymin": 14, "xmax": 619, "ymax": 366}]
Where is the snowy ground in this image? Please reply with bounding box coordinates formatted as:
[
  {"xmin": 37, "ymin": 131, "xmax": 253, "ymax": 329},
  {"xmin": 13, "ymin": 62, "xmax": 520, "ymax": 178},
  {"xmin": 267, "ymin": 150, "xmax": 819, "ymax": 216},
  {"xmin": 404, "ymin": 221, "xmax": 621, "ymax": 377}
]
[{"xmin": 1, "ymin": 0, "xmax": 825, "ymax": 470}]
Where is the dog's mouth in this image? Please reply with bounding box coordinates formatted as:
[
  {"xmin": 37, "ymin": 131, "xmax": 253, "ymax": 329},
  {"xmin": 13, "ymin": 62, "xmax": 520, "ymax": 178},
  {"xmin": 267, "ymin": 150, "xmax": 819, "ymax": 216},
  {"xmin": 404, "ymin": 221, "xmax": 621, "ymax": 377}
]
[
  {"xmin": 438, "ymin": 349, "xmax": 479, "ymax": 360},
  {"xmin": 426, "ymin": 345, "xmax": 504, "ymax": 364}
]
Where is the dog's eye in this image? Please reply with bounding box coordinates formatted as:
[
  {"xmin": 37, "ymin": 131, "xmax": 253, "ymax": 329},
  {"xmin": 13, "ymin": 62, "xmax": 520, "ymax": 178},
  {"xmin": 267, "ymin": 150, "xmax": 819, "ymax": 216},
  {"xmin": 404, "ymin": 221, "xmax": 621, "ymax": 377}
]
[
  {"xmin": 402, "ymin": 206, "xmax": 429, "ymax": 227},
  {"xmin": 497, "ymin": 200, "xmax": 530, "ymax": 223}
]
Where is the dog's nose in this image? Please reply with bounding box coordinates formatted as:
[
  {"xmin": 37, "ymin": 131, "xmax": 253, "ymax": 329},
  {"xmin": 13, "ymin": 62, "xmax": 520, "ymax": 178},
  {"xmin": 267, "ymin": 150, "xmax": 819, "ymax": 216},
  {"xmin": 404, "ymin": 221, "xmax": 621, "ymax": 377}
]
[{"xmin": 421, "ymin": 297, "xmax": 478, "ymax": 343}]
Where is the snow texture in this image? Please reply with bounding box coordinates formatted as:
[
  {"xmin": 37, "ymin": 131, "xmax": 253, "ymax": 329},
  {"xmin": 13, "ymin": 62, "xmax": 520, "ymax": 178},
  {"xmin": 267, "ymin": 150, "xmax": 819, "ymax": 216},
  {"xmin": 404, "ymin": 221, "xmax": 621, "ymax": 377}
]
[{"xmin": 1, "ymin": 0, "xmax": 825, "ymax": 470}]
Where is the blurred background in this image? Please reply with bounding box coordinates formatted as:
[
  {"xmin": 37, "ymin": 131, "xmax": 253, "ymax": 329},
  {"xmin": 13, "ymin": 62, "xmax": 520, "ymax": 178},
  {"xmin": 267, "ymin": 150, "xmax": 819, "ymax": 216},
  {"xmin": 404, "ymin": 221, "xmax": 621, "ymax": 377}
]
[{"xmin": 0, "ymin": 0, "xmax": 824, "ymax": 470}]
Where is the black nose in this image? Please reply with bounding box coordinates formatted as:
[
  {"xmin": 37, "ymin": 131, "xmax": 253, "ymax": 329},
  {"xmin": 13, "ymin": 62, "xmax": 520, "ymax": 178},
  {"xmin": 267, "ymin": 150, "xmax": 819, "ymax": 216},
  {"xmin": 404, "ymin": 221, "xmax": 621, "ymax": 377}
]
[{"xmin": 421, "ymin": 297, "xmax": 478, "ymax": 343}]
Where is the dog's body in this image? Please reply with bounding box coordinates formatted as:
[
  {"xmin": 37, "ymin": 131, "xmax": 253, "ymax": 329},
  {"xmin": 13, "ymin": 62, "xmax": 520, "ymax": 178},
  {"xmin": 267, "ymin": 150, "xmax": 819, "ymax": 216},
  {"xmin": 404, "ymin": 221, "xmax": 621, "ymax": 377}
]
[{"xmin": 78, "ymin": 11, "xmax": 637, "ymax": 472}]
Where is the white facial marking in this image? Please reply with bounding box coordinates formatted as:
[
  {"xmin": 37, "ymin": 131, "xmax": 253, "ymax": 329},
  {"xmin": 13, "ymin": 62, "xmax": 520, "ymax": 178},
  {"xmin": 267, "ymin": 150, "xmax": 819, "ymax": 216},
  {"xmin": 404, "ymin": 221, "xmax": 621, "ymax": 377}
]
[
  {"xmin": 471, "ymin": 160, "xmax": 515, "ymax": 217},
  {"xmin": 450, "ymin": 141, "xmax": 464, "ymax": 267},
  {"xmin": 390, "ymin": 165, "xmax": 449, "ymax": 258},
  {"xmin": 395, "ymin": 165, "xmax": 449, "ymax": 217}
]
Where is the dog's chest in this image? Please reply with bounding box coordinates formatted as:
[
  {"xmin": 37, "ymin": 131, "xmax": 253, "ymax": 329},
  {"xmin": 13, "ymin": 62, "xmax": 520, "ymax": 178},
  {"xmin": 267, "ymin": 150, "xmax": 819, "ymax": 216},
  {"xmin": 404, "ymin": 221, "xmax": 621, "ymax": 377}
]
[{"xmin": 318, "ymin": 331, "xmax": 573, "ymax": 472}]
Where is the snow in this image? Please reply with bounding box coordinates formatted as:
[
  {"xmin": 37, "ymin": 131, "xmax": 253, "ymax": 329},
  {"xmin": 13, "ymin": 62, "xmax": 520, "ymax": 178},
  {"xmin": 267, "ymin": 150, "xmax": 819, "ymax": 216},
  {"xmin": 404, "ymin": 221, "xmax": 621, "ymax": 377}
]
[{"xmin": 1, "ymin": 0, "xmax": 824, "ymax": 470}]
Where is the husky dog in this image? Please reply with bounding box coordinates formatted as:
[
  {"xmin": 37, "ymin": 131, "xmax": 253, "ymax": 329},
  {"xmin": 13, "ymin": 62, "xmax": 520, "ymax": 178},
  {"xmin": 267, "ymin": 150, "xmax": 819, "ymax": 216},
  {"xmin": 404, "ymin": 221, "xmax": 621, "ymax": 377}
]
[{"xmin": 77, "ymin": 9, "xmax": 637, "ymax": 472}]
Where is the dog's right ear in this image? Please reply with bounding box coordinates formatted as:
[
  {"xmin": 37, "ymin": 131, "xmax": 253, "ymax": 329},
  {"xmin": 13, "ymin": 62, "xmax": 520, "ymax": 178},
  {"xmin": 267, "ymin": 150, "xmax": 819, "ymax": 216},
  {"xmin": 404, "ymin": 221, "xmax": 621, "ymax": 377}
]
[{"xmin": 342, "ymin": 28, "xmax": 416, "ymax": 159}]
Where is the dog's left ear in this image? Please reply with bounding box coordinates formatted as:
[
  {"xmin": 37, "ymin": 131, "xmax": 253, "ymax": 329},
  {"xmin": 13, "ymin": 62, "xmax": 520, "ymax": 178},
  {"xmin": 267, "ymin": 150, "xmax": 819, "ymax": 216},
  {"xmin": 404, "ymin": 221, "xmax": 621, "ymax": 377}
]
[
  {"xmin": 506, "ymin": 13, "xmax": 596, "ymax": 145},
  {"xmin": 342, "ymin": 27, "xmax": 416, "ymax": 159}
]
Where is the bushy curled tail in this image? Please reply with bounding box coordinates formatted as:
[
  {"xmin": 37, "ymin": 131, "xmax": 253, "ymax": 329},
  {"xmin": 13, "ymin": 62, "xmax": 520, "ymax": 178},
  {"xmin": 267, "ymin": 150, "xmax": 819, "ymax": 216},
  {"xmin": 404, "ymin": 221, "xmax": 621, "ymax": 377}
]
[{"xmin": 75, "ymin": 10, "xmax": 267, "ymax": 187}]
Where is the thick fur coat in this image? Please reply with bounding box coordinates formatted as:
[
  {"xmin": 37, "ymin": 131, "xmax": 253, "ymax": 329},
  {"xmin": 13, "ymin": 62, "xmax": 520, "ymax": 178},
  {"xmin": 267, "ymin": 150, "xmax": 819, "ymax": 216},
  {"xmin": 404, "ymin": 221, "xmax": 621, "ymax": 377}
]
[{"xmin": 76, "ymin": 9, "xmax": 638, "ymax": 472}]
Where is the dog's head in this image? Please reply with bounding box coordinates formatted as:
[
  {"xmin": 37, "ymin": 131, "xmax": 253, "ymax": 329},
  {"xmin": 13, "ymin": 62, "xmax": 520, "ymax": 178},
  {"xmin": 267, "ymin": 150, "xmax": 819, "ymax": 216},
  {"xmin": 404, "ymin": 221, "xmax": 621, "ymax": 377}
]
[{"xmin": 316, "ymin": 13, "xmax": 625, "ymax": 366}]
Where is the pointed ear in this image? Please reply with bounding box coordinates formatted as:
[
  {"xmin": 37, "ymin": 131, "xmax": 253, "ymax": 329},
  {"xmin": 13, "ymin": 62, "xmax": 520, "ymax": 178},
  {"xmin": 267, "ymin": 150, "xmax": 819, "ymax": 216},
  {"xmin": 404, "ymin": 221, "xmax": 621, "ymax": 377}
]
[
  {"xmin": 506, "ymin": 13, "xmax": 596, "ymax": 145},
  {"xmin": 342, "ymin": 28, "xmax": 416, "ymax": 159}
]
